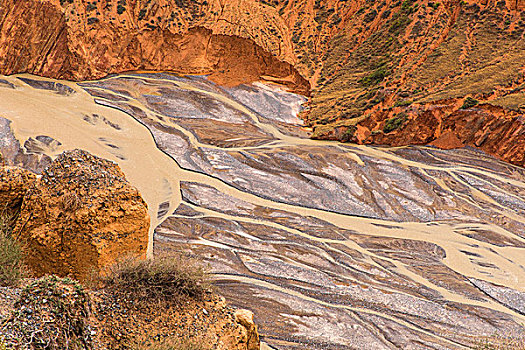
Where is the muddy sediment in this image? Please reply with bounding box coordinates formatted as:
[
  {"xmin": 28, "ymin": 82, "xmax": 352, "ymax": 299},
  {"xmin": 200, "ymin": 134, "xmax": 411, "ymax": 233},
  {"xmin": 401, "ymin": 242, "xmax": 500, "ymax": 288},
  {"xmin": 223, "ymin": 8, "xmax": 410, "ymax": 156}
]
[{"xmin": 0, "ymin": 73, "xmax": 524, "ymax": 349}]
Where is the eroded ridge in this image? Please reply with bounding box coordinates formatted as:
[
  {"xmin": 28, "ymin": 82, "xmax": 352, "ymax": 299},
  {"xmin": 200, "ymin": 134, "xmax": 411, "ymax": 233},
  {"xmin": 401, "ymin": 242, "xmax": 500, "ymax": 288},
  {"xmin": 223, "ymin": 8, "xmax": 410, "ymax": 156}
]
[{"xmin": 0, "ymin": 73, "xmax": 524, "ymax": 349}]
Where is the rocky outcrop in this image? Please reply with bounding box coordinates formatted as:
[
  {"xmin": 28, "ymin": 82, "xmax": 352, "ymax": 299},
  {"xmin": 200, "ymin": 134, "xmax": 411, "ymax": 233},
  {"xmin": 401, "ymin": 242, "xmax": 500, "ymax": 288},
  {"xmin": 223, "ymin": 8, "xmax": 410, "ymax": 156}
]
[
  {"xmin": 0, "ymin": 0, "xmax": 308, "ymax": 94},
  {"xmin": 1, "ymin": 276, "xmax": 261, "ymax": 350},
  {"xmin": 316, "ymin": 99, "xmax": 525, "ymax": 167},
  {"xmin": 234, "ymin": 309, "xmax": 260, "ymax": 350},
  {"xmin": 14, "ymin": 149, "xmax": 149, "ymax": 280}
]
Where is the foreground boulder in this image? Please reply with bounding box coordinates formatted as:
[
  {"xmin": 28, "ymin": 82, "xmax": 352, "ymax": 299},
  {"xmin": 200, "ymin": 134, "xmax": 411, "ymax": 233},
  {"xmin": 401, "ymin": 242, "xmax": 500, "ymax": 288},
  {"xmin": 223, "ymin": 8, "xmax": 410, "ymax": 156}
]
[{"xmin": 14, "ymin": 149, "xmax": 149, "ymax": 280}]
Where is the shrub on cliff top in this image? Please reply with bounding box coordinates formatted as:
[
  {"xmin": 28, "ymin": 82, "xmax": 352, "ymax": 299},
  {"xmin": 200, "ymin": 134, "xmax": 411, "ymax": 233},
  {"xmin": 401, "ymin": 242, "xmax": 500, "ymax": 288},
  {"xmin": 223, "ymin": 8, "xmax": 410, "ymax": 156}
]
[
  {"xmin": 461, "ymin": 97, "xmax": 479, "ymax": 109},
  {"xmin": 0, "ymin": 211, "xmax": 26, "ymax": 287},
  {"xmin": 97, "ymin": 254, "xmax": 210, "ymax": 305}
]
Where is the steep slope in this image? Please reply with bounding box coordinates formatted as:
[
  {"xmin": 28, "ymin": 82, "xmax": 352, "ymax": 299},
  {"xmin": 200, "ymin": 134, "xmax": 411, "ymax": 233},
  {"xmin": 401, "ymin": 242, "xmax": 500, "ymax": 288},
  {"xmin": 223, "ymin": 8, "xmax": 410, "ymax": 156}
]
[
  {"xmin": 0, "ymin": 0, "xmax": 524, "ymax": 165},
  {"xmin": 0, "ymin": 0, "xmax": 308, "ymax": 93},
  {"xmin": 281, "ymin": 0, "xmax": 525, "ymax": 166}
]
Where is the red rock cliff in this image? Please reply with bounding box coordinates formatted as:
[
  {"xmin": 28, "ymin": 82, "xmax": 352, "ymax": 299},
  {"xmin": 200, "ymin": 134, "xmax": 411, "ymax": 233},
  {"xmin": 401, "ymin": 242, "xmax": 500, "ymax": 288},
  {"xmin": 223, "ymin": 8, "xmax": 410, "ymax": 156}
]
[
  {"xmin": 0, "ymin": 0, "xmax": 309, "ymax": 93},
  {"xmin": 14, "ymin": 149, "xmax": 150, "ymax": 280},
  {"xmin": 0, "ymin": 0, "xmax": 523, "ymax": 166}
]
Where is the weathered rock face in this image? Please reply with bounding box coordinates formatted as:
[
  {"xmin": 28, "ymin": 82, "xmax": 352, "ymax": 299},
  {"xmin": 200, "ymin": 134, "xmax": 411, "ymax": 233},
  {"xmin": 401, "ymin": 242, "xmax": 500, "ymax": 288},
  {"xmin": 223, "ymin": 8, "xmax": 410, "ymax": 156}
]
[
  {"xmin": 234, "ymin": 309, "xmax": 260, "ymax": 350},
  {"xmin": 288, "ymin": 0, "xmax": 525, "ymax": 166},
  {"xmin": 0, "ymin": 0, "xmax": 309, "ymax": 94},
  {"xmin": 316, "ymin": 99, "xmax": 525, "ymax": 167},
  {"xmin": 0, "ymin": 0, "xmax": 523, "ymax": 164},
  {"xmin": 0, "ymin": 166, "xmax": 36, "ymax": 211},
  {"xmin": 14, "ymin": 149, "xmax": 149, "ymax": 280}
]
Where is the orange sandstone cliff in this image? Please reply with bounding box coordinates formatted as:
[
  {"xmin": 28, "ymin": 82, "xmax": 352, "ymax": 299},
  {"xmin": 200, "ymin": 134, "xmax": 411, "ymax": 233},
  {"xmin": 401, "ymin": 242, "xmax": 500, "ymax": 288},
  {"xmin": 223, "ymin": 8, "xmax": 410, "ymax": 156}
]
[
  {"xmin": 0, "ymin": 0, "xmax": 308, "ymax": 93},
  {"xmin": 14, "ymin": 149, "xmax": 150, "ymax": 281},
  {"xmin": 0, "ymin": 0, "xmax": 524, "ymax": 165}
]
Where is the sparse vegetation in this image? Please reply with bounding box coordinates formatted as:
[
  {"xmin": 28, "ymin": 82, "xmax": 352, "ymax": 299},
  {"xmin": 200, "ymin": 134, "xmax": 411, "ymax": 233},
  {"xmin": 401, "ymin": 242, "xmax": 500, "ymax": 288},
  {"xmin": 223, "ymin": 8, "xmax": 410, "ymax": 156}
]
[
  {"xmin": 87, "ymin": 17, "xmax": 99, "ymax": 25},
  {"xmin": 342, "ymin": 125, "xmax": 357, "ymax": 142},
  {"xmin": 428, "ymin": 1, "xmax": 440, "ymax": 10},
  {"xmin": 96, "ymin": 254, "xmax": 210, "ymax": 305},
  {"xmin": 473, "ymin": 335, "xmax": 525, "ymax": 350},
  {"xmin": 59, "ymin": 0, "xmax": 73, "ymax": 6},
  {"xmin": 4, "ymin": 276, "xmax": 92, "ymax": 350},
  {"xmin": 359, "ymin": 67, "xmax": 389, "ymax": 86},
  {"xmin": 394, "ymin": 99, "xmax": 412, "ymax": 107},
  {"xmin": 138, "ymin": 8, "xmax": 147, "ymax": 20},
  {"xmin": 0, "ymin": 211, "xmax": 25, "ymax": 287},
  {"xmin": 383, "ymin": 112, "xmax": 407, "ymax": 133},
  {"xmin": 117, "ymin": 0, "xmax": 127, "ymax": 15},
  {"xmin": 86, "ymin": 2, "xmax": 97, "ymax": 12}
]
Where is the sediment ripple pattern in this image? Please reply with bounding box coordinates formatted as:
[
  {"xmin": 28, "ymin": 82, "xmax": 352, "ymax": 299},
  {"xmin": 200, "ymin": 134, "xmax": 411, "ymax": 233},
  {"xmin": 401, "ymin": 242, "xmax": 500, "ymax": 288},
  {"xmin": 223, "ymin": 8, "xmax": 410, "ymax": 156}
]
[{"xmin": 0, "ymin": 73, "xmax": 524, "ymax": 349}]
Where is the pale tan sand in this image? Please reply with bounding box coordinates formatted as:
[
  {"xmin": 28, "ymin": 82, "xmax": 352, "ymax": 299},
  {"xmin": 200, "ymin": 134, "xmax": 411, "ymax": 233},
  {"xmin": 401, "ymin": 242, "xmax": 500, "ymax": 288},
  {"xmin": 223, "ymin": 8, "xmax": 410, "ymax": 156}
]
[{"xmin": 1, "ymin": 74, "xmax": 524, "ymax": 330}]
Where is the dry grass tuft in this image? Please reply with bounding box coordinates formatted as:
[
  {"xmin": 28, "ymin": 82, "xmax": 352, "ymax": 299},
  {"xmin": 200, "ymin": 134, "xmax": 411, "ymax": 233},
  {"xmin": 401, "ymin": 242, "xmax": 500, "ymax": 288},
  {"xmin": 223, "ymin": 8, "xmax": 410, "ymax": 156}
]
[
  {"xmin": 96, "ymin": 254, "xmax": 210, "ymax": 305},
  {"xmin": 0, "ymin": 210, "xmax": 26, "ymax": 287}
]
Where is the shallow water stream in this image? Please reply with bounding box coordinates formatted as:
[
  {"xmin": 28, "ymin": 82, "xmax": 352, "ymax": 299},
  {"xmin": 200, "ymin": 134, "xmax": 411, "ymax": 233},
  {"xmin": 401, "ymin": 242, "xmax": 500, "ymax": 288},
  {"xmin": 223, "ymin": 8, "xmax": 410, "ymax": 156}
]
[{"xmin": 1, "ymin": 73, "xmax": 524, "ymax": 349}]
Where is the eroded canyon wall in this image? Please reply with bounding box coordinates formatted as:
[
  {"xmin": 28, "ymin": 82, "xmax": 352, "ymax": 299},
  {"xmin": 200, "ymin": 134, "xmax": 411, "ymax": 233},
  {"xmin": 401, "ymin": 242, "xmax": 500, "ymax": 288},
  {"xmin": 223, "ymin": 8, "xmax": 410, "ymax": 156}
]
[
  {"xmin": 281, "ymin": 0, "xmax": 525, "ymax": 166},
  {"xmin": 0, "ymin": 0, "xmax": 524, "ymax": 165},
  {"xmin": 0, "ymin": 0, "xmax": 308, "ymax": 93}
]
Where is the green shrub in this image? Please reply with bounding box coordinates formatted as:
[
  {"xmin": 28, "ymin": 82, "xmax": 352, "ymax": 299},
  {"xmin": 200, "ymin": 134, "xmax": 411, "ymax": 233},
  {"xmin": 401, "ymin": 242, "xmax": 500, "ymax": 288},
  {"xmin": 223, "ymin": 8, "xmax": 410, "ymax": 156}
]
[
  {"xmin": 389, "ymin": 13, "xmax": 410, "ymax": 34},
  {"xmin": 97, "ymin": 254, "xmax": 210, "ymax": 305},
  {"xmin": 401, "ymin": 0, "xmax": 414, "ymax": 13},
  {"xmin": 428, "ymin": 1, "xmax": 440, "ymax": 9},
  {"xmin": 383, "ymin": 113, "xmax": 407, "ymax": 133},
  {"xmin": 461, "ymin": 96, "xmax": 479, "ymax": 109},
  {"xmin": 117, "ymin": 4, "xmax": 126, "ymax": 14},
  {"xmin": 138, "ymin": 8, "xmax": 147, "ymax": 20},
  {"xmin": 0, "ymin": 212, "xmax": 25, "ymax": 287},
  {"xmin": 86, "ymin": 2, "xmax": 97, "ymax": 12},
  {"xmin": 87, "ymin": 17, "xmax": 99, "ymax": 25},
  {"xmin": 359, "ymin": 67, "xmax": 389, "ymax": 86},
  {"xmin": 394, "ymin": 99, "xmax": 412, "ymax": 107},
  {"xmin": 342, "ymin": 126, "xmax": 357, "ymax": 142}
]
